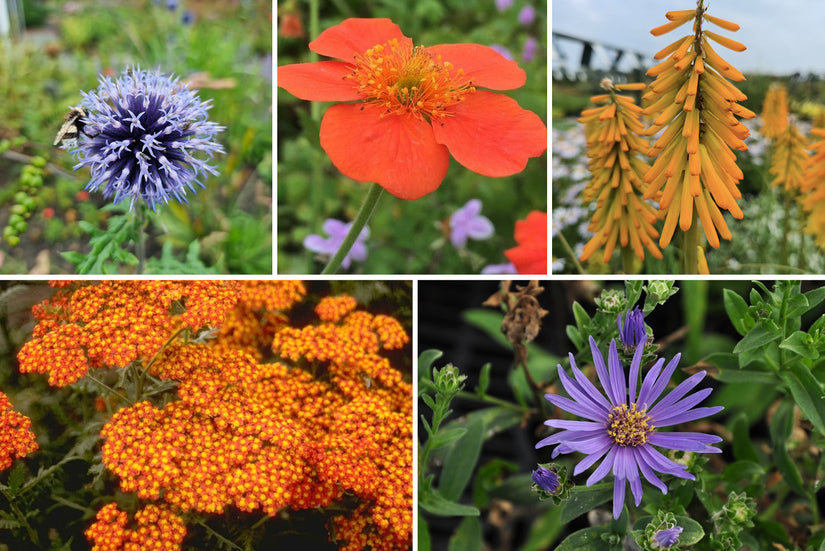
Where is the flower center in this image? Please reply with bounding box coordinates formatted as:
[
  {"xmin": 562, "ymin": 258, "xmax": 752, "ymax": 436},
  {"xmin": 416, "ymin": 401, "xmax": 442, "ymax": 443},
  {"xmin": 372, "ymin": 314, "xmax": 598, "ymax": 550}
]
[
  {"xmin": 347, "ymin": 38, "xmax": 475, "ymax": 121},
  {"xmin": 606, "ymin": 403, "xmax": 654, "ymax": 447}
]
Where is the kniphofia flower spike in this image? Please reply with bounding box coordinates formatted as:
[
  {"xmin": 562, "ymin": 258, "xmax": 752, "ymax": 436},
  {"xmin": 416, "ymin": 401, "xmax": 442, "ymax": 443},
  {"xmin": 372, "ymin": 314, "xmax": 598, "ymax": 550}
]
[
  {"xmin": 769, "ymin": 119, "xmax": 809, "ymax": 195},
  {"xmin": 578, "ymin": 80, "xmax": 662, "ymax": 266},
  {"xmin": 536, "ymin": 336, "xmax": 723, "ymax": 519},
  {"xmin": 761, "ymin": 83, "xmax": 789, "ymax": 140},
  {"xmin": 643, "ymin": 4, "xmax": 755, "ymax": 250},
  {"xmin": 278, "ymin": 18, "xmax": 547, "ymax": 199}
]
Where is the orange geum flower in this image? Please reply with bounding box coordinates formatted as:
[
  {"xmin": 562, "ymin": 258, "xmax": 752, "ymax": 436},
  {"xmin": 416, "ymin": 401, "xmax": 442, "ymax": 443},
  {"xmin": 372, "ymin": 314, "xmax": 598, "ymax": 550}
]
[
  {"xmin": 643, "ymin": 2, "xmax": 755, "ymax": 257},
  {"xmin": 504, "ymin": 210, "xmax": 547, "ymax": 274},
  {"xmin": 578, "ymin": 79, "xmax": 662, "ymax": 268},
  {"xmin": 761, "ymin": 83, "xmax": 789, "ymax": 139},
  {"xmin": 0, "ymin": 391, "xmax": 38, "ymax": 471},
  {"xmin": 278, "ymin": 18, "xmax": 547, "ymax": 199}
]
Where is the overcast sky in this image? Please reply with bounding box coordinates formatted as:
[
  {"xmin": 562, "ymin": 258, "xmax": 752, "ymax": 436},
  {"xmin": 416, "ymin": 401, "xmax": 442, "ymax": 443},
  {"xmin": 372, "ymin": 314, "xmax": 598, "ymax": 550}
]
[{"xmin": 553, "ymin": 0, "xmax": 823, "ymax": 75}]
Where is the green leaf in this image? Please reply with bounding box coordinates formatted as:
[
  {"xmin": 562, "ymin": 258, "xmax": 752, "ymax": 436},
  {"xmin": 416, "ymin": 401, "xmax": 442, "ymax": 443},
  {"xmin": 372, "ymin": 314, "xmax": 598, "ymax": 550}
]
[
  {"xmin": 733, "ymin": 322, "xmax": 782, "ymax": 355},
  {"xmin": 780, "ymin": 331, "xmax": 819, "ymax": 360},
  {"xmin": 731, "ymin": 412, "xmax": 760, "ymax": 463},
  {"xmin": 804, "ymin": 286, "xmax": 825, "ymax": 310},
  {"xmin": 724, "ymin": 289, "xmax": 751, "ymax": 336},
  {"xmin": 417, "ymin": 511, "xmax": 431, "ymax": 551},
  {"xmin": 554, "ymin": 527, "xmax": 612, "ymax": 551},
  {"xmin": 440, "ymin": 407, "xmax": 522, "ymax": 445},
  {"xmin": 418, "ymin": 488, "xmax": 480, "ymax": 517},
  {"xmin": 632, "ymin": 515, "xmax": 705, "ymax": 545},
  {"xmin": 626, "ymin": 280, "xmax": 644, "ymax": 309},
  {"xmin": 572, "ymin": 301, "xmax": 591, "ymax": 330},
  {"xmin": 566, "ymin": 324, "xmax": 583, "ymax": 350},
  {"xmin": 519, "ymin": 505, "xmax": 563, "ymax": 551},
  {"xmin": 560, "ymin": 482, "xmax": 613, "ymax": 524},
  {"xmin": 769, "ymin": 399, "xmax": 806, "ymax": 495},
  {"xmin": 429, "ymin": 427, "xmax": 467, "ymax": 451},
  {"xmin": 722, "ymin": 460, "xmax": 765, "ymax": 485},
  {"xmin": 710, "ymin": 368, "xmax": 777, "ymax": 386},
  {"xmin": 477, "ymin": 363, "xmax": 491, "ymax": 396},
  {"xmin": 439, "ymin": 415, "xmax": 485, "ymax": 501},
  {"xmin": 781, "ymin": 362, "xmax": 825, "ymax": 437},
  {"xmin": 448, "ymin": 516, "xmax": 483, "ymax": 551},
  {"xmin": 418, "ymin": 350, "xmax": 444, "ymax": 375}
]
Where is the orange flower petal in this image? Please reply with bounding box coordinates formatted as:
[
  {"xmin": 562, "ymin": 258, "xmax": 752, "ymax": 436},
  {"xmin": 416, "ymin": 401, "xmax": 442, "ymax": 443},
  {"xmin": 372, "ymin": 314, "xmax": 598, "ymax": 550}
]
[
  {"xmin": 277, "ymin": 61, "xmax": 361, "ymax": 102},
  {"xmin": 320, "ymin": 104, "xmax": 449, "ymax": 200},
  {"xmin": 505, "ymin": 211, "xmax": 547, "ymax": 274},
  {"xmin": 425, "ymin": 44, "xmax": 526, "ymax": 90},
  {"xmin": 309, "ymin": 18, "xmax": 411, "ymax": 60},
  {"xmin": 432, "ymin": 90, "xmax": 547, "ymax": 177}
]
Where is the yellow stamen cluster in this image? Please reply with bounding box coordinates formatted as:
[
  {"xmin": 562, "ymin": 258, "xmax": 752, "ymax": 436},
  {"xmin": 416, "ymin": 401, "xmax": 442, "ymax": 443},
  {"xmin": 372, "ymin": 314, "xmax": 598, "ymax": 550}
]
[
  {"xmin": 0, "ymin": 391, "xmax": 38, "ymax": 471},
  {"xmin": 761, "ymin": 83, "xmax": 789, "ymax": 139},
  {"xmin": 347, "ymin": 38, "xmax": 475, "ymax": 121},
  {"xmin": 16, "ymin": 282, "xmax": 412, "ymax": 551},
  {"xmin": 770, "ymin": 120, "xmax": 809, "ymax": 194},
  {"xmin": 85, "ymin": 503, "xmax": 186, "ymax": 551},
  {"xmin": 578, "ymin": 80, "xmax": 662, "ymax": 265},
  {"xmin": 606, "ymin": 402, "xmax": 654, "ymax": 447},
  {"xmin": 644, "ymin": 5, "xmax": 755, "ymax": 250}
]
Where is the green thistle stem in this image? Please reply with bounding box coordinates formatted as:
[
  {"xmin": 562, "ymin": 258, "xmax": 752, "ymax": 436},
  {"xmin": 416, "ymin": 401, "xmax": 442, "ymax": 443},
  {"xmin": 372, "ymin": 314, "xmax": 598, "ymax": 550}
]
[
  {"xmin": 135, "ymin": 204, "xmax": 148, "ymax": 275},
  {"xmin": 321, "ymin": 184, "xmax": 384, "ymax": 274}
]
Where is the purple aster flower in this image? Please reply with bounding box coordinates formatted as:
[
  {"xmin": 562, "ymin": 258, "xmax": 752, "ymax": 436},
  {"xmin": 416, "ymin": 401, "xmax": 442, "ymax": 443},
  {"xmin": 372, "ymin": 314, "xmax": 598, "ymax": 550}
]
[
  {"xmin": 482, "ymin": 262, "xmax": 518, "ymax": 274},
  {"xmin": 71, "ymin": 67, "xmax": 224, "ymax": 210},
  {"xmin": 618, "ymin": 307, "xmax": 647, "ymax": 349},
  {"xmin": 653, "ymin": 525, "xmax": 683, "ymax": 548},
  {"xmin": 518, "ymin": 5, "xmax": 536, "ymax": 26},
  {"xmin": 495, "ymin": 0, "xmax": 514, "ymax": 11},
  {"xmin": 303, "ymin": 218, "xmax": 369, "ymax": 270},
  {"xmin": 536, "ymin": 336, "xmax": 724, "ymax": 519},
  {"xmin": 531, "ymin": 465, "xmax": 559, "ymax": 493},
  {"xmin": 522, "ymin": 36, "xmax": 539, "ymax": 62},
  {"xmin": 449, "ymin": 199, "xmax": 494, "ymax": 248},
  {"xmin": 489, "ymin": 44, "xmax": 514, "ymax": 61},
  {"xmin": 181, "ymin": 10, "xmax": 194, "ymax": 25}
]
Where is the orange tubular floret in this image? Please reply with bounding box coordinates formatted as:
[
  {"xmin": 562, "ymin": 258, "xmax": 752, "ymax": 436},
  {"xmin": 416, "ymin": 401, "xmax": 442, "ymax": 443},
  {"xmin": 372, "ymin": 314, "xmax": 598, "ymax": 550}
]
[
  {"xmin": 703, "ymin": 13, "xmax": 741, "ymax": 32},
  {"xmin": 704, "ymin": 29, "xmax": 746, "ymax": 52},
  {"xmin": 650, "ymin": 16, "xmax": 693, "ymax": 36}
]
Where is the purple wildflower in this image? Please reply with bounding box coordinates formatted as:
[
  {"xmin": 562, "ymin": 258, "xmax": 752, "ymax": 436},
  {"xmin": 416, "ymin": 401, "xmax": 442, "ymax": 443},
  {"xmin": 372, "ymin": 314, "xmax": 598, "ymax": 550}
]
[
  {"xmin": 482, "ymin": 262, "xmax": 518, "ymax": 274},
  {"xmin": 522, "ymin": 36, "xmax": 539, "ymax": 62},
  {"xmin": 495, "ymin": 0, "xmax": 514, "ymax": 11},
  {"xmin": 536, "ymin": 336, "xmax": 724, "ymax": 519},
  {"xmin": 618, "ymin": 307, "xmax": 647, "ymax": 349},
  {"xmin": 449, "ymin": 199, "xmax": 494, "ymax": 248},
  {"xmin": 71, "ymin": 67, "xmax": 224, "ymax": 210},
  {"xmin": 489, "ymin": 44, "xmax": 514, "ymax": 61},
  {"xmin": 518, "ymin": 5, "xmax": 536, "ymax": 26},
  {"xmin": 531, "ymin": 465, "xmax": 559, "ymax": 493},
  {"xmin": 303, "ymin": 218, "xmax": 369, "ymax": 270},
  {"xmin": 166, "ymin": 0, "xmax": 178, "ymax": 11},
  {"xmin": 653, "ymin": 525, "xmax": 683, "ymax": 548},
  {"xmin": 181, "ymin": 10, "xmax": 194, "ymax": 25}
]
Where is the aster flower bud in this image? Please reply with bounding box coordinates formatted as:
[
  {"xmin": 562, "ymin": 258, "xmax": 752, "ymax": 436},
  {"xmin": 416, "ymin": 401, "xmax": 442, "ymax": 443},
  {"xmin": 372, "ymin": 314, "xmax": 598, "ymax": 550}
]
[
  {"xmin": 70, "ymin": 67, "xmax": 224, "ymax": 211},
  {"xmin": 618, "ymin": 306, "xmax": 647, "ymax": 350},
  {"xmin": 531, "ymin": 464, "xmax": 559, "ymax": 493}
]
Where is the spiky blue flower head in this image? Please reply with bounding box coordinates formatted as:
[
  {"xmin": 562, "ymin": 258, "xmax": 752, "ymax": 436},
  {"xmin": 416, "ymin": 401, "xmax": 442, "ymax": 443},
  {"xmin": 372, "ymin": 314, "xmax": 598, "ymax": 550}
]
[{"xmin": 71, "ymin": 67, "xmax": 224, "ymax": 210}]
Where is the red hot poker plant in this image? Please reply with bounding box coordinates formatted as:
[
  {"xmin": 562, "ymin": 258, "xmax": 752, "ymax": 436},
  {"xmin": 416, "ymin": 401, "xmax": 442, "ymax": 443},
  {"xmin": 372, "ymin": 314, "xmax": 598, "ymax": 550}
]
[{"xmin": 643, "ymin": 4, "xmax": 755, "ymax": 259}]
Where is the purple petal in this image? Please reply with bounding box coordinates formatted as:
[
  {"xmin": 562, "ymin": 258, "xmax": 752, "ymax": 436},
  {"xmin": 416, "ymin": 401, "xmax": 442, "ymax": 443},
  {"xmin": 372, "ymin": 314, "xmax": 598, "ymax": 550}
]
[
  {"xmin": 481, "ymin": 262, "xmax": 517, "ymax": 274},
  {"xmin": 545, "ymin": 419, "xmax": 604, "ymax": 431},
  {"xmin": 556, "ymin": 362, "xmax": 610, "ymax": 417},
  {"xmin": 612, "ymin": 477, "xmax": 625, "ymax": 519},
  {"xmin": 636, "ymin": 357, "xmax": 666, "ymax": 408},
  {"xmin": 647, "ymin": 371, "xmax": 708, "ymax": 419},
  {"xmin": 567, "ymin": 434, "xmax": 614, "ymax": 455},
  {"xmin": 653, "ymin": 405, "xmax": 725, "ymax": 427},
  {"xmin": 639, "ymin": 353, "xmax": 681, "ymax": 407},
  {"xmin": 635, "ymin": 451, "xmax": 668, "ymax": 493},
  {"xmin": 627, "ymin": 337, "xmax": 644, "ymax": 404},
  {"xmin": 466, "ymin": 216, "xmax": 494, "ymax": 240},
  {"xmin": 586, "ymin": 445, "xmax": 618, "ymax": 486},
  {"xmin": 637, "ymin": 445, "xmax": 694, "ymax": 480},
  {"xmin": 450, "ymin": 227, "xmax": 469, "ymax": 248},
  {"xmin": 573, "ymin": 440, "xmax": 613, "ymax": 475},
  {"xmin": 650, "ymin": 387, "xmax": 713, "ymax": 426},
  {"xmin": 629, "ymin": 471, "xmax": 643, "ymax": 506},
  {"xmin": 536, "ymin": 429, "xmax": 604, "ymax": 449},
  {"xmin": 589, "ymin": 336, "xmax": 619, "ymax": 406},
  {"xmin": 647, "ymin": 431, "xmax": 723, "ymax": 453},
  {"xmin": 568, "ymin": 354, "xmax": 613, "ymax": 412},
  {"xmin": 322, "ymin": 218, "xmax": 348, "ymax": 238},
  {"xmin": 303, "ymin": 234, "xmax": 333, "ymax": 255},
  {"xmin": 607, "ymin": 340, "xmax": 627, "ymax": 406},
  {"xmin": 545, "ymin": 393, "xmax": 605, "ymax": 421}
]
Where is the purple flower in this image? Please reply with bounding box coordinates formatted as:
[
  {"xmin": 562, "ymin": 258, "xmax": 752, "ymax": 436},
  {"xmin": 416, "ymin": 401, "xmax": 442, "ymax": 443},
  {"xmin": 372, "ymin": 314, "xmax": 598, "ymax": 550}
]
[
  {"xmin": 653, "ymin": 525, "xmax": 683, "ymax": 548},
  {"xmin": 71, "ymin": 67, "xmax": 224, "ymax": 210},
  {"xmin": 482, "ymin": 262, "xmax": 518, "ymax": 274},
  {"xmin": 489, "ymin": 44, "xmax": 514, "ymax": 61},
  {"xmin": 449, "ymin": 199, "xmax": 494, "ymax": 248},
  {"xmin": 518, "ymin": 5, "xmax": 536, "ymax": 26},
  {"xmin": 495, "ymin": 0, "xmax": 513, "ymax": 11},
  {"xmin": 618, "ymin": 307, "xmax": 646, "ymax": 349},
  {"xmin": 303, "ymin": 218, "xmax": 369, "ymax": 270},
  {"xmin": 522, "ymin": 36, "xmax": 539, "ymax": 62},
  {"xmin": 536, "ymin": 336, "xmax": 724, "ymax": 519},
  {"xmin": 166, "ymin": 0, "xmax": 177, "ymax": 11},
  {"xmin": 181, "ymin": 10, "xmax": 194, "ymax": 25},
  {"xmin": 531, "ymin": 465, "xmax": 559, "ymax": 493}
]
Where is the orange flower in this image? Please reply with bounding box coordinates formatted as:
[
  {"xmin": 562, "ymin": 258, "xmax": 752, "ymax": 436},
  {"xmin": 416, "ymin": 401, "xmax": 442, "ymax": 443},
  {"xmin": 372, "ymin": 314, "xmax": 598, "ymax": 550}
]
[
  {"xmin": 761, "ymin": 83, "xmax": 789, "ymax": 139},
  {"xmin": 0, "ymin": 391, "xmax": 38, "ymax": 471},
  {"xmin": 505, "ymin": 211, "xmax": 547, "ymax": 274},
  {"xmin": 278, "ymin": 18, "xmax": 547, "ymax": 199}
]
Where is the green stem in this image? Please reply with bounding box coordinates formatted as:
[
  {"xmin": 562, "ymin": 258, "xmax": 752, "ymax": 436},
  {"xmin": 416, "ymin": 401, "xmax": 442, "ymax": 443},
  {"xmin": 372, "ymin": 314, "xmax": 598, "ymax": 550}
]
[
  {"xmin": 135, "ymin": 205, "xmax": 147, "ymax": 275},
  {"xmin": 620, "ymin": 246, "xmax": 635, "ymax": 274},
  {"xmin": 86, "ymin": 374, "xmax": 133, "ymax": 406},
  {"xmin": 321, "ymin": 183, "xmax": 384, "ymax": 274},
  {"xmin": 781, "ymin": 191, "xmax": 790, "ymax": 269},
  {"xmin": 556, "ymin": 232, "xmax": 586, "ymax": 274},
  {"xmin": 1, "ymin": 487, "xmax": 39, "ymax": 545},
  {"xmin": 682, "ymin": 212, "xmax": 699, "ymax": 274},
  {"xmin": 797, "ymin": 203, "xmax": 807, "ymax": 271},
  {"xmin": 456, "ymin": 390, "xmax": 526, "ymax": 412}
]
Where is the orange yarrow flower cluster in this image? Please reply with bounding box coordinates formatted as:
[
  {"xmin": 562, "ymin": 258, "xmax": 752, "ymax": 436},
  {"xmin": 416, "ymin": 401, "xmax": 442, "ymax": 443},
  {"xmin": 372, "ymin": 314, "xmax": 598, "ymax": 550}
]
[
  {"xmin": 761, "ymin": 83, "xmax": 789, "ymax": 139},
  {"xmin": 17, "ymin": 281, "xmax": 242, "ymax": 387},
  {"xmin": 644, "ymin": 5, "xmax": 755, "ymax": 250},
  {"xmin": 316, "ymin": 294, "xmax": 358, "ymax": 322},
  {"xmin": 85, "ymin": 503, "xmax": 186, "ymax": 551},
  {"xmin": 579, "ymin": 80, "xmax": 662, "ymax": 264},
  {"xmin": 0, "ymin": 391, "xmax": 38, "ymax": 471},
  {"xmin": 505, "ymin": 211, "xmax": 547, "ymax": 274},
  {"xmin": 278, "ymin": 18, "xmax": 547, "ymax": 199},
  {"xmin": 770, "ymin": 119, "xmax": 809, "ymax": 194}
]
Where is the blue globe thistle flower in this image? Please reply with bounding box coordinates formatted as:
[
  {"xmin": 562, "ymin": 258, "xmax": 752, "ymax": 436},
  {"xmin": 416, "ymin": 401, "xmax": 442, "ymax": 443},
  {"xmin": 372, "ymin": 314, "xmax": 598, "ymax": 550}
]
[
  {"xmin": 536, "ymin": 336, "xmax": 723, "ymax": 519},
  {"xmin": 71, "ymin": 67, "xmax": 224, "ymax": 210},
  {"xmin": 653, "ymin": 525, "xmax": 683, "ymax": 548},
  {"xmin": 531, "ymin": 465, "xmax": 559, "ymax": 493},
  {"xmin": 618, "ymin": 307, "xmax": 647, "ymax": 350}
]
